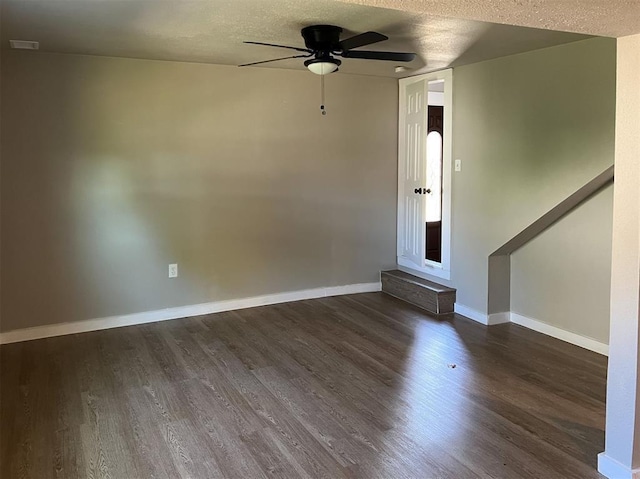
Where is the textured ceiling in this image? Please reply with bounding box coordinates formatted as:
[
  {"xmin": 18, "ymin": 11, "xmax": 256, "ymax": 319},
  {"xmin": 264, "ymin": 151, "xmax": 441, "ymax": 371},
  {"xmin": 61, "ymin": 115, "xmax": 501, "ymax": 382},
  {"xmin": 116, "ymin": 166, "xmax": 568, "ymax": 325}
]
[
  {"xmin": 1, "ymin": 0, "xmax": 595, "ymax": 78},
  {"xmin": 337, "ymin": 0, "xmax": 640, "ymax": 38}
]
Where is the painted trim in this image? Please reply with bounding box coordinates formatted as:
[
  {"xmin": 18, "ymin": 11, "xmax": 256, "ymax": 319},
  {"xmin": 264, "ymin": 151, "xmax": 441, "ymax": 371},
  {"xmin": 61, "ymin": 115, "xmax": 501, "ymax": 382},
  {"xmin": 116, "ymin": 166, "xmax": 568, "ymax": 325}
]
[
  {"xmin": 511, "ymin": 312, "xmax": 609, "ymax": 356},
  {"xmin": 0, "ymin": 282, "xmax": 381, "ymax": 345},
  {"xmin": 453, "ymin": 306, "xmax": 610, "ymax": 355},
  {"xmin": 487, "ymin": 312, "xmax": 511, "ymax": 325},
  {"xmin": 397, "ymin": 68, "xmax": 453, "ymax": 276},
  {"xmin": 398, "ymin": 257, "xmax": 451, "ymax": 280},
  {"xmin": 598, "ymin": 452, "xmax": 640, "ymax": 479},
  {"xmin": 454, "ymin": 303, "xmax": 490, "ymax": 325}
]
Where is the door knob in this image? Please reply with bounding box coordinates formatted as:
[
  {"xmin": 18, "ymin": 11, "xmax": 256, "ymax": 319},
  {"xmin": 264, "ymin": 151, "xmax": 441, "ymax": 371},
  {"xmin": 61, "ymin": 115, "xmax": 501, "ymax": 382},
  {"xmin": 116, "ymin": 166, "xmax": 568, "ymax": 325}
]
[
  {"xmin": 414, "ymin": 188, "xmax": 422, "ymax": 194},
  {"xmin": 426, "ymin": 188, "xmax": 432, "ymax": 194}
]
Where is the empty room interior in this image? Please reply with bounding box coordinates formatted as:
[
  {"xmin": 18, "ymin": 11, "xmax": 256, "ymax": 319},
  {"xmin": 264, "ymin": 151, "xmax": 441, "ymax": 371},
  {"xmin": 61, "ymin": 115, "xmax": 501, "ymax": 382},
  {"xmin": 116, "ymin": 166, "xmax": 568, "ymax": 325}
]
[{"xmin": 1, "ymin": 1, "xmax": 639, "ymax": 478}]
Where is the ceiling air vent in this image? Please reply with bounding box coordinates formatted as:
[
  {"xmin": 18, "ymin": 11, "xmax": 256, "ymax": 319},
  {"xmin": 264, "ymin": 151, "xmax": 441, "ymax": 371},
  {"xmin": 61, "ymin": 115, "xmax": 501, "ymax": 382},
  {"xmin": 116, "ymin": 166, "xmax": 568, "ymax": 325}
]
[{"xmin": 9, "ymin": 40, "xmax": 39, "ymax": 50}]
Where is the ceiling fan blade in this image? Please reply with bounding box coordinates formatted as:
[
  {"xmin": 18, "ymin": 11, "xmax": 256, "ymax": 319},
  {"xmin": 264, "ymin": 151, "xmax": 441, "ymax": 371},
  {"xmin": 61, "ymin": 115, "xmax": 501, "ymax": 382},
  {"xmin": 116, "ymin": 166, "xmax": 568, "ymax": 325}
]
[
  {"xmin": 238, "ymin": 54, "xmax": 311, "ymax": 67},
  {"xmin": 338, "ymin": 31, "xmax": 388, "ymax": 51},
  {"xmin": 340, "ymin": 50, "xmax": 416, "ymax": 62},
  {"xmin": 244, "ymin": 41, "xmax": 311, "ymax": 53}
]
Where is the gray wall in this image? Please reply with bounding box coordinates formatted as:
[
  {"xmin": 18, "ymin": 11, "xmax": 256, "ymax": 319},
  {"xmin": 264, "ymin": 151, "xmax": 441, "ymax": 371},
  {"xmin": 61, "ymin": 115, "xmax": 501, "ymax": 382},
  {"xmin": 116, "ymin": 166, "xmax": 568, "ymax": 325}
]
[
  {"xmin": 511, "ymin": 185, "xmax": 613, "ymax": 343},
  {"xmin": 0, "ymin": 52, "xmax": 398, "ymax": 332},
  {"xmin": 448, "ymin": 38, "xmax": 616, "ymax": 337}
]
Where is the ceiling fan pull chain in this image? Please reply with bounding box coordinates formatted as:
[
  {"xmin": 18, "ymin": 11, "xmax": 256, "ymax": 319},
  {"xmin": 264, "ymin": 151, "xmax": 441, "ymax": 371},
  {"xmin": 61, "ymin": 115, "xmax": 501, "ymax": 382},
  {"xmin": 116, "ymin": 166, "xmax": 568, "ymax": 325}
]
[{"xmin": 320, "ymin": 75, "xmax": 325, "ymax": 115}]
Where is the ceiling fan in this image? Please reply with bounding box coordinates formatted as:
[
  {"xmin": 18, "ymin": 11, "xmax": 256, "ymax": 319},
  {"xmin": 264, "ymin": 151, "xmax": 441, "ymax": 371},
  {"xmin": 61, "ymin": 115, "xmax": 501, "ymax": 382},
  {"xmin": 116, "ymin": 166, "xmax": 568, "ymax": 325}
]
[{"xmin": 239, "ymin": 25, "xmax": 416, "ymax": 75}]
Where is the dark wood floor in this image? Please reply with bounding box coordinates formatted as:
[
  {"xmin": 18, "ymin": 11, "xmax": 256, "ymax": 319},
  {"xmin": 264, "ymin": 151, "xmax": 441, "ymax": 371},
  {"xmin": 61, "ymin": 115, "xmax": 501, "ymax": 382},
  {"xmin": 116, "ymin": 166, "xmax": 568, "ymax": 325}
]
[{"xmin": 1, "ymin": 292, "xmax": 607, "ymax": 478}]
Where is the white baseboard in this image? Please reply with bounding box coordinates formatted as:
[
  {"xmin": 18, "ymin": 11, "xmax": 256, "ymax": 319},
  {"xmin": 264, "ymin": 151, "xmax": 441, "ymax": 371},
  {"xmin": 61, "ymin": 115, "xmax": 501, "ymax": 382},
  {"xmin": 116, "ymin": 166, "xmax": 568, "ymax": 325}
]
[
  {"xmin": 0, "ymin": 282, "xmax": 381, "ymax": 345},
  {"xmin": 452, "ymin": 306, "xmax": 609, "ymax": 356},
  {"xmin": 454, "ymin": 303, "xmax": 490, "ymax": 325},
  {"xmin": 511, "ymin": 312, "xmax": 609, "ymax": 356},
  {"xmin": 487, "ymin": 312, "xmax": 511, "ymax": 325},
  {"xmin": 598, "ymin": 452, "xmax": 640, "ymax": 479},
  {"xmin": 454, "ymin": 304, "xmax": 510, "ymax": 326}
]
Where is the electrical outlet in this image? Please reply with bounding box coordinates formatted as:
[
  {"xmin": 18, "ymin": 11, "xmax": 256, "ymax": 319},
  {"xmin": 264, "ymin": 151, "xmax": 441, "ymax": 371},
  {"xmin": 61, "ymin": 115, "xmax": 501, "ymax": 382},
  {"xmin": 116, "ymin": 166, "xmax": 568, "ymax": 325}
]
[
  {"xmin": 455, "ymin": 159, "xmax": 462, "ymax": 172},
  {"xmin": 168, "ymin": 263, "xmax": 178, "ymax": 278}
]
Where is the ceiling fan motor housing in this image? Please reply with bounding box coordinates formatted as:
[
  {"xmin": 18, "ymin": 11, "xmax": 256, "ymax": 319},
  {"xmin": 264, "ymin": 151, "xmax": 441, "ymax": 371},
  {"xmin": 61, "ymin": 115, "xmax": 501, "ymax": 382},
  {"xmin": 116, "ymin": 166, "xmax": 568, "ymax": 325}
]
[{"xmin": 301, "ymin": 25, "xmax": 343, "ymax": 52}]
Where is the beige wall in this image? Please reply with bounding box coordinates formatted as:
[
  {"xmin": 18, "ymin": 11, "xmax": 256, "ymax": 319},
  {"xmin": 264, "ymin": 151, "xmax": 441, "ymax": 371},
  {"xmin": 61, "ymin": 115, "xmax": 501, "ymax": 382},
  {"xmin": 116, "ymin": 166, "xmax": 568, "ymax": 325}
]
[
  {"xmin": 0, "ymin": 52, "xmax": 398, "ymax": 332},
  {"xmin": 511, "ymin": 185, "xmax": 613, "ymax": 343},
  {"xmin": 448, "ymin": 38, "xmax": 616, "ymax": 335}
]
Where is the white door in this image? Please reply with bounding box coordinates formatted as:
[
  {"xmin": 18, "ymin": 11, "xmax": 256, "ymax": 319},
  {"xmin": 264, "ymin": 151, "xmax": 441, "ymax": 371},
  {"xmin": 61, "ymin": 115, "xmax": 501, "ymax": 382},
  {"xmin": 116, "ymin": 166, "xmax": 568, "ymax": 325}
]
[
  {"xmin": 398, "ymin": 70, "xmax": 453, "ymax": 280},
  {"xmin": 399, "ymin": 79, "xmax": 427, "ymax": 268}
]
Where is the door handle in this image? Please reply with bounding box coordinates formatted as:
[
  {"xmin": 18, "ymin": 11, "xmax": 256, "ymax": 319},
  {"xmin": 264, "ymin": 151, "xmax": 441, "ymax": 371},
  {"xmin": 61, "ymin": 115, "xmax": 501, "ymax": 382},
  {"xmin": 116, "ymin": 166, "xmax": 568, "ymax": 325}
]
[{"xmin": 414, "ymin": 188, "xmax": 422, "ymax": 194}]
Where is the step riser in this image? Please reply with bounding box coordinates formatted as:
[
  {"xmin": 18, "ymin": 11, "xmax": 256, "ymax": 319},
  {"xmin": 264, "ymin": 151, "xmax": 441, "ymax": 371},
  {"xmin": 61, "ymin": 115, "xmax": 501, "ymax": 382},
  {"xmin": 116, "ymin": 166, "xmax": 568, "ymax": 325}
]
[{"xmin": 381, "ymin": 271, "xmax": 455, "ymax": 315}]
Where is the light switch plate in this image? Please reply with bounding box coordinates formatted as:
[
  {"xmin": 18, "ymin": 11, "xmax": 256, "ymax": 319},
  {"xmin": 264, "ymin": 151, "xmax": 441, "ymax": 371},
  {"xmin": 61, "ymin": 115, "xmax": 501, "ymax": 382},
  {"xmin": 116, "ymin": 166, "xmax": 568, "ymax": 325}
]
[
  {"xmin": 455, "ymin": 159, "xmax": 462, "ymax": 172},
  {"xmin": 168, "ymin": 263, "xmax": 178, "ymax": 278}
]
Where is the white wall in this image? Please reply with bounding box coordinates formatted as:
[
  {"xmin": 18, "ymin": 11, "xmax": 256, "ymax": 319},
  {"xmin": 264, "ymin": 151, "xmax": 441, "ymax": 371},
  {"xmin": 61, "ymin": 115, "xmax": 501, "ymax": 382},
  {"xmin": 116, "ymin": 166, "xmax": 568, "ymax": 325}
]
[{"xmin": 599, "ymin": 32, "xmax": 640, "ymax": 479}]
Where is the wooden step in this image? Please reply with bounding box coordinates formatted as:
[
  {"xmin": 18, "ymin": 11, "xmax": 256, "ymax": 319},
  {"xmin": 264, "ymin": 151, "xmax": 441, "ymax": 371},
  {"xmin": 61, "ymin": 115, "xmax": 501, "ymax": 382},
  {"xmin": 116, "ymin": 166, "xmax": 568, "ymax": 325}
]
[{"xmin": 381, "ymin": 270, "xmax": 456, "ymax": 315}]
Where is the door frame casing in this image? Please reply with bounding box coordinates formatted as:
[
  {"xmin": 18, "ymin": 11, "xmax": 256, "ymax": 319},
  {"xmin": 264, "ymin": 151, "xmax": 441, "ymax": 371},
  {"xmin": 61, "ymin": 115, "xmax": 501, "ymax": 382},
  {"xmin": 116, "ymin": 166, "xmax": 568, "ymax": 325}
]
[{"xmin": 397, "ymin": 69, "xmax": 453, "ymax": 280}]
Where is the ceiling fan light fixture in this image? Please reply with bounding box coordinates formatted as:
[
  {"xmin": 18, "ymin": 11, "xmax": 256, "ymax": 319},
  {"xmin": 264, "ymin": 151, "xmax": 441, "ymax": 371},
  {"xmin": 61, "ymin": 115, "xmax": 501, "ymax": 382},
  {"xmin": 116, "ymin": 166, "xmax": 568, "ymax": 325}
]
[{"xmin": 304, "ymin": 57, "xmax": 341, "ymax": 75}]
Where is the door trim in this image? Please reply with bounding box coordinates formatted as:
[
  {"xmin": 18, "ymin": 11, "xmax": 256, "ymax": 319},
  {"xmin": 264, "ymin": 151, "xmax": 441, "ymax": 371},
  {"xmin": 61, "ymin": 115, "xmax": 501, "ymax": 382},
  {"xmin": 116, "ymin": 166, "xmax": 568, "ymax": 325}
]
[{"xmin": 397, "ymin": 69, "xmax": 453, "ymax": 280}]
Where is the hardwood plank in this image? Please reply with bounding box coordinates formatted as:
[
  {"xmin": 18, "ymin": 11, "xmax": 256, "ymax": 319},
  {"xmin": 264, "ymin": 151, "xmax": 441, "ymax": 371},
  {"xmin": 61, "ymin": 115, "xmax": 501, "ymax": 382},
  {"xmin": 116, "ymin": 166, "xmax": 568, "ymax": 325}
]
[{"xmin": 0, "ymin": 292, "xmax": 606, "ymax": 478}]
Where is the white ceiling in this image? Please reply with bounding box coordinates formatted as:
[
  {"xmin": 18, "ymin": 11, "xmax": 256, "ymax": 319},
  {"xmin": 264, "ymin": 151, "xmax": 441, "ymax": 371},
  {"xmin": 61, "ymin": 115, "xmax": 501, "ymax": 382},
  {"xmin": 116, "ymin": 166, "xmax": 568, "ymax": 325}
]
[
  {"xmin": 0, "ymin": 0, "xmax": 602, "ymax": 78},
  {"xmin": 338, "ymin": 0, "xmax": 640, "ymax": 38}
]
